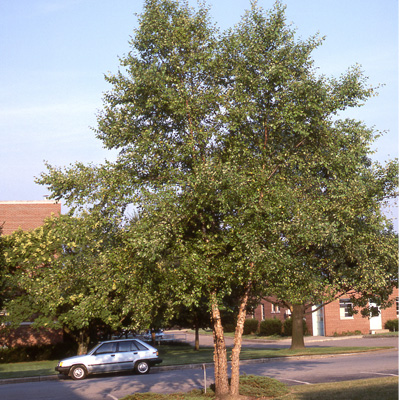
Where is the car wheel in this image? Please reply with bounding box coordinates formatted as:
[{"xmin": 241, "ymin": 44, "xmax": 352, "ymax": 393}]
[
  {"xmin": 70, "ymin": 365, "xmax": 87, "ymax": 380},
  {"xmin": 134, "ymin": 360, "xmax": 150, "ymax": 374}
]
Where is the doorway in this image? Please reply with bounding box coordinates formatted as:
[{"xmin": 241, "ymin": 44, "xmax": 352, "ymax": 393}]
[{"xmin": 312, "ymin": 305, "xmax": 325, "ymax": 336}]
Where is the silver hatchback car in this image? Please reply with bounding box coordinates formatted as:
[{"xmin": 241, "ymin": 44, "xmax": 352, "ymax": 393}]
[{"xmin": 55, "ymin": 339, "xmax": 162, "ymax": 380}]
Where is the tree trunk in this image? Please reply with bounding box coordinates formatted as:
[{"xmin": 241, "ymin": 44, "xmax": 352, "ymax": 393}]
[
  {"xmin": 290, "ymin": 304, "xmax": 305, "ymax": 349},
  {"xmin": 194, "ymin": 324, "xmax": 200, "ymax": 351},
  {"xmin": 210, "ymin": 293, "xmax": 230, "ymax": 398},
  {"xmin": 230, "ymin": 284, "xmax": 251, "ymax": 397},
  {"xmin": 64, "ymin": 327, "xmax": 90, "ymax": 355}
]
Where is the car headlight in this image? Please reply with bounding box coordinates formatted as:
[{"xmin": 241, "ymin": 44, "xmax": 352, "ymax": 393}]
[{"xmin": 59, "ymin": 362, "xmax": 63, "ymax": 367}]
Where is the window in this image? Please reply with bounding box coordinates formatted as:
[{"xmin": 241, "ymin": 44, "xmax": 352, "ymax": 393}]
[
  {"xmin": 261, "ymin": 304, "xmax": 265, "ymax": 320},
  {"xmin": 339, "ymin": 298, "xmax": 353, "ymax": 319},
  {"xmin": 96, "ymin": 342, "xmax": 117, "ymax": 354},
  {"xmin": 133, "ymin": 340, "xmax": 148, "ymax": 351},
  {"xmin": 396, "ymin": 297, "xmax": 399, "ymax": 317},
  {"xmin": 271, "ymin": 304, "xmax": 280, "ymax": 314},
  {"xmin": 118, "ymin": 341, "xmax": 132, "ymax": 352}
]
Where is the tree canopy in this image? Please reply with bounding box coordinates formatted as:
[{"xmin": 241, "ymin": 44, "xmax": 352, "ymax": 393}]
[{"xmin": 35, "ymin": 0, "xmax": 398, "ymax": 397}]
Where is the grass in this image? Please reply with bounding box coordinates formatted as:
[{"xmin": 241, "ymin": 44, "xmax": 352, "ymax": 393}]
[
  {"xmin": 0, "ymin": 360, "xmax": 58, "ymax": 379},
  {"xmin": 158, "ymin": 343, "xmax": 390, "ymax": 366},
  {"xmin": 188, "ymin": 329, "xmax": 287, "ymax": 341},
  {"xmin": 284, "ymin": 376, "xmax": 398, "ymax": 400},
  {"xmin": 120, "ymin": 376, "xmax": 399, "ymax": 400},
  {"xmin": 188, "ymin": 329, "xmax": 399, "ymax": 340},
  {"xmin": 0, "ymin": 343, "xmax": 392, "ymax": 380}
]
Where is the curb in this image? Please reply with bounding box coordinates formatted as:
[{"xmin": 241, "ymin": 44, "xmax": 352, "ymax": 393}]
[{"xmin": 0, "ymin": 374, "xmax": 60, "ymax": 386}]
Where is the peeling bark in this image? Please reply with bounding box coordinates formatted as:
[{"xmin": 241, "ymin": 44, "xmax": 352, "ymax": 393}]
[
  {"xmin": 210, "ymin": 293, "xmax": 230, "ymax": 398},
  {"xmin": 229, "ymin": 284, "xmax": 251, "ymax": 397}
]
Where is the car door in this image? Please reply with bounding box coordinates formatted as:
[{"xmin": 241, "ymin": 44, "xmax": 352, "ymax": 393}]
[
  {"xmin": 132, "ymin": 339, "xmax": 152, "ymax": 360},
  {"xmin": 114, "ymin": 340, "xmax": 139, "ymax": 371},
  {"xmin": 90, "ymin": 342, "xmax": 118, "ymax": 373}
]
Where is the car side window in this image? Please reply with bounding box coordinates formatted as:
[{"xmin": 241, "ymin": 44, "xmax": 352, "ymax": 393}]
[
  {"xmin": 118, "ymin": 341, "xmax": 132, "ymax": 352},
  {"xmin": 133, "ymin": 340, "xmax": 148, "ymax": 351},
  {"xmin": 96, "ymin": 342, "xmax": 117, "ymax": 354}
]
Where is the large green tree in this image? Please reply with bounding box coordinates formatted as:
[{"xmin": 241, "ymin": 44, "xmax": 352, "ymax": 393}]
[{"xmin": 37, "ymin": 1, "xmax": 398, "ymax": 397}]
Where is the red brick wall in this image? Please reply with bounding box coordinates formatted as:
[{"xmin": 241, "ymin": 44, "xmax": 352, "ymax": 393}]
[
  {"xmin": 381, "ymin": 288, "xmax": 399, "ymax": 328},
  {"xmin": 0, "ymin": 201, "xmax": 61, "ymax": 235},
  {"xmin": 0, "ymin": 325, "xmax": 63, "ymax": 347},
  {"xmin": 251, "ymin": 298, "xmax": 313, "ymax": 335},
  {"xmin": 0, "ymin": 200, "xmax": 62, "ymax": 347},
  {"xmin": 323, "ymin": 298, "xmax": 370, "ymax": 336},
  {"xmin": 252, "ymin": 289, "xmax": 399, "ymax": 337},
  {"xmin": 252, "ymin": 298, "xmax": 291, "ymax": 324}
]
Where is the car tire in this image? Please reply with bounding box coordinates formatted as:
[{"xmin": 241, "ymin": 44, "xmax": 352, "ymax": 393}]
[
  {"xmin": 134, "ymin": 360, "xmax": 150, "ymax": 374},
  {"xmin": 70, "ymin": 365, "xmax": 88, "ymax": 380}
]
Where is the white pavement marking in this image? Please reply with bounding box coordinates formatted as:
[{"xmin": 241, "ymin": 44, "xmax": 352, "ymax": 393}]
[
  {"xmin": 280, "ymin": 378, "xmax": 312, "ymax": 385},
  {"xmin": 107, "ymin": 394, "xmax": 119, "ymax": 400},
  {"xmin": 359, "ymin": 372, "xmax": 399, "ymax": 377}
]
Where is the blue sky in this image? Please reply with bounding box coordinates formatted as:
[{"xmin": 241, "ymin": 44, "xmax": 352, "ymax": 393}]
[{"xmin": 0, "ymin": 0, "xmax": 398, "ymax": 224}]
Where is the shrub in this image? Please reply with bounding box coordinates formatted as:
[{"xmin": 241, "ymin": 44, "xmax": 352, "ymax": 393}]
[
  {"xmin": 0, "ymin": 342, "xmax": 77, "ymax": 364},
  {"xmin": 223, "ymin": 323, "xmax": 236, "ymax": 333},
  {"xmin": 283, "ymin": 317, "xmax": 308, "ymax": 336},
  {"xmin": 385, "ymin": 319, "xmax": 398, "ymax": 332},
  {"xmin": 259, "ymin": 318, "xmax": 282, "ymax": 336},
  {"xmin": 333, "ymin": 330, "xmax": 362, "ymax": 337},
  {"xmin": 243, "ymin": 319, "xmax": 259, "ymax": 335}
]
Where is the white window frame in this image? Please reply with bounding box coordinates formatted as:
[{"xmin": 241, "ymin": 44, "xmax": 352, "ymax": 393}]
[
  {"xmin": 339, "ymin": 298, "xmax": 353, "ymax": 319},
  {"xmin": 271, "ymin": 303, "xmax": 280, "ymax": 314}
]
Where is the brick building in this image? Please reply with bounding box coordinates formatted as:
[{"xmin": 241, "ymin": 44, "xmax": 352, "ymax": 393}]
[
  {"xmin": 0, "ymin": 200, "xmax": 61, "ymax": 235},
  {"xmin": 0, "ymin": 199, "xmax": 63, "ymax": 347},
  {"xmin": 252, "ymin": 289, "xmax": 399, "ymax": 336}
]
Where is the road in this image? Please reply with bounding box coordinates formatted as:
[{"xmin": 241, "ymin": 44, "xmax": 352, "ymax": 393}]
[{"xmin": 0, "ymin": 336, "xmax": 397, "ymax": 400}]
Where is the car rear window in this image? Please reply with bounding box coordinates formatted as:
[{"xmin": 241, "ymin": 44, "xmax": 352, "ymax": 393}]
[{"xmin": 133, "ymin": 340, "xmax": 148, "ymax": 351}]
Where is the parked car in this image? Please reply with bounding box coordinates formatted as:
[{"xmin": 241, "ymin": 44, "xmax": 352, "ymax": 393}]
[
  {"xmin": 55, "ymin": 339, "xmax": 162, "ymax": 380},
  {"xmin": 143, "ymin": 329, "xmax": 164, "ymax": 340}
]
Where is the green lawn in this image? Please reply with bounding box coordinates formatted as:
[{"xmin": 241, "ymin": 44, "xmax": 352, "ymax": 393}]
[
  {"xmin": 158, "ymin": 344, "xmax": 391, "ymax": 366},
  {"xmin": 284, "ymin": 376, "xmax": 399, "ymax": 400},
  {"xmin": 0, "ymin": 344, "xmax": 392, "ymax": 380},
  {"xmin": 0, "ymin": 360, "xmax": 59, "ymax": 379},
  {"xmin": 120, "ymin": 376, "xmax": 399, "ymax": 400}
]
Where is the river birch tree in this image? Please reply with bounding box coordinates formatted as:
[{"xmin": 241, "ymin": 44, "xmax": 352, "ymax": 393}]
[{"xmin": 38, "ymin": 1, "xmax": 398, "ymax": 397}]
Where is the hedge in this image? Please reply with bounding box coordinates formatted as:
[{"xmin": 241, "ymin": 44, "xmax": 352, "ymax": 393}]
[
  {"xmin": 244, "ymin": 319, "xmax": 259, "ymax": 335},
  {"xmin": 0, "ymin": 342, "xmax": 77, "ymax": 364},
  {"xmin": 384, "ymin": 319, "xmax": 398, "ymax": 332},
  {"xmin": 283, "ymin": 317, "xmax": 308, "ymax": 336},
  {"xmin": 259, "ymin": 318, "xmax": 282, "ymax": 336}
]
